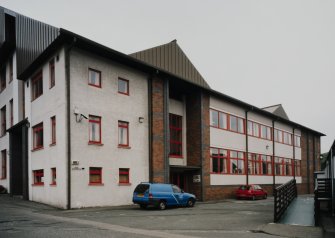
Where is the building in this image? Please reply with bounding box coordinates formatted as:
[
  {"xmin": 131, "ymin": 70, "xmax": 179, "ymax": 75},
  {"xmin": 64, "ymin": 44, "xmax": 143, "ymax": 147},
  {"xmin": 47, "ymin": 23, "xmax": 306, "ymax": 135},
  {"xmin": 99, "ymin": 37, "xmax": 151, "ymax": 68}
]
[{"xmin": 0, "ymin": 7, "xmax": 324, "ymax": 209}]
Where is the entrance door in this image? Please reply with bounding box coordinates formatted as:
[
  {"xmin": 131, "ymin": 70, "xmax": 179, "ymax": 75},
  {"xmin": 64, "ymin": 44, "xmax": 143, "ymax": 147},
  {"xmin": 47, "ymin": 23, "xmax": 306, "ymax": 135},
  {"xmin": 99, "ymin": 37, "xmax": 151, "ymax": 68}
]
[{"xmin": 170, "ymin": 172, "xmax": 187, "ymax": 191}]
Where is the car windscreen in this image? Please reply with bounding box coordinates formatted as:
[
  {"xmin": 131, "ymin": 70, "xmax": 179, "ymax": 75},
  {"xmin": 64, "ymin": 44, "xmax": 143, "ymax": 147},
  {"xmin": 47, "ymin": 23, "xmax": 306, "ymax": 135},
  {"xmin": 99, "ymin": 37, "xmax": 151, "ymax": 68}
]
[{"xmin": 134, "ymin": 184, "xmax": 149, "ymax": 193}]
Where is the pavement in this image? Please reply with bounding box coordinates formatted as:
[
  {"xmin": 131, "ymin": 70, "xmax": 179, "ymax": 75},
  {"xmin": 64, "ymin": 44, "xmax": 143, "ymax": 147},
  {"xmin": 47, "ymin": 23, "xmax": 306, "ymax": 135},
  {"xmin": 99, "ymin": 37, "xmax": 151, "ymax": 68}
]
[{"xmin": 0, "ymin": 194, "xmax": 328, "ymax": 238}]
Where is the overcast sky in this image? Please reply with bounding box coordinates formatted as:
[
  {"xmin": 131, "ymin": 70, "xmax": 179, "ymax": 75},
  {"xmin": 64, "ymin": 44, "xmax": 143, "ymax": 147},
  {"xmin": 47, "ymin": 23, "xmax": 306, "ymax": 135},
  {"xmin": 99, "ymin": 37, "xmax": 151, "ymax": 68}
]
[{"xmin": 1, "ymin": 0, "xmax": 334, "ymax": 153}]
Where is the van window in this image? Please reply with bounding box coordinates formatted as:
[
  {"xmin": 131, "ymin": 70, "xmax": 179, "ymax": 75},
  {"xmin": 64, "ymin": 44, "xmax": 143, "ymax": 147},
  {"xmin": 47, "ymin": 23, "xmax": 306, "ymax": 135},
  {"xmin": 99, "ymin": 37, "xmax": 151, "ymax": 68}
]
[
  {"xmin": 152, "ymin": 184, "xmax": 172, "ymax": 192},
  {"xmin": 172, "ymin": 185, "xmax": 182, "ymax": 193},
  {"xmin": 134, "ymin": 184, "xmax": 149, "ymax": 193}
]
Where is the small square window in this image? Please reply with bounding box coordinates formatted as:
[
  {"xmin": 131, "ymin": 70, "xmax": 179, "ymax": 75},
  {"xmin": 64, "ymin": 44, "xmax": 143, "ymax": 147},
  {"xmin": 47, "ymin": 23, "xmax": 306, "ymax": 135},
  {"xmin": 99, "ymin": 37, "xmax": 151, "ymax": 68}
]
[
  {"xmin": 118, "ymin": 78, "xmax": 129, "ymax": 95},
  {"xmin": 88, "ymin": 68, "xmax": 101, "ymax": 88},
  {"xmin": 89, "ymin": 167, "xmax": 102, "ymax": 184},
  {"xmin": 33, "ymin": 169, "xmax": 44, "ymax": 185},
  {"xmin": 51, "ymin": 168, "xmax": 56, "ymax": 185},
  {"xmin": 119, "ymin": 168, "xmax": 130, "ymax": 184}
]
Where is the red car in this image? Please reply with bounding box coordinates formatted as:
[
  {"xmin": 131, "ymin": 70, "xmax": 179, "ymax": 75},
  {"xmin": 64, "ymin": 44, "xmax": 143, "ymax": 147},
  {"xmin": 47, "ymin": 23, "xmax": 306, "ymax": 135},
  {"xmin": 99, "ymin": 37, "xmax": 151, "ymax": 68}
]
[{"xmin": 235, "ymin": 185, "xmax": 267, "ymax": 200}]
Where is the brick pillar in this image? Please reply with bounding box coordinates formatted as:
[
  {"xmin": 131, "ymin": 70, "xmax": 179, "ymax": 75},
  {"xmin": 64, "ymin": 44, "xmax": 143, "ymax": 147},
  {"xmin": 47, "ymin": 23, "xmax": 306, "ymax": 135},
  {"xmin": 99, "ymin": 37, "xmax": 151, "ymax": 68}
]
[
  {"xmin": 201, "ymin": 92, "xmax": 210, "ymax": 201},
  {"xmin": 151, "ymin": 77, "xmax": 167, "ymax": 183}
]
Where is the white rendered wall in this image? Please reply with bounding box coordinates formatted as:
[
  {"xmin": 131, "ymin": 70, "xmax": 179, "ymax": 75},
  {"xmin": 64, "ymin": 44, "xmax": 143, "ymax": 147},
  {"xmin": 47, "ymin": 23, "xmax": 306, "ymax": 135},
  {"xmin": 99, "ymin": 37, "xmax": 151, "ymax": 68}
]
[
  {"xmin": 69, "ymin": 49, "xmax": 149, "ymax": 208},
  {"xmin": 169, "ymin": 98, "xmax": 187, "ymax": 166},
  {"xmin": 26, "ymin": 48, "xmax": 68, "ymax": 208},
  {"xmin": 210, "ymin": 174, "xmax": 246, "ymax": 185}
]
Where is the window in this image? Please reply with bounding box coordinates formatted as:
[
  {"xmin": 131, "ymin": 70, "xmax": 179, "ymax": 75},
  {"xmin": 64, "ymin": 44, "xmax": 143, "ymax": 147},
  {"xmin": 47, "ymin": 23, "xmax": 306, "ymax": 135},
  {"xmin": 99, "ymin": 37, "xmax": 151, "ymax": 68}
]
[
  {"xmin": 118, "ymin": 121, "xmax": 129, "ymax": 146},
  {"xmin": 230, "ymin": 115, "xmax": 238, "ymax": 132},
  {"xmin": 0, "ymin": 66, "xmax": 6, "ymax": 92},
  {"xmin": 248, "ymin": 121, "xmax": 272, "ymax": 140},
  {"xmin": 295, "ymin": 160, "xmax": 301, "ymax": 176},
  {"xmin": 219, "ymin": 112, "xmax": 228, "ymax": 129},
  {"xmin": 89, "ymin": 115, "xmax": 101, "ymax": 144},
  {"xmin": 33, "ymin": 169, "xmax": 44, "ymax": 185},
  {"xmin": 49, "ymin": 59, "xmax": 55, "ymax": 88},
  {"xmin": 169, "ymin": 114, "xmax": 182, "ymax": 157},
  {"xmin": 210, "ymin": 109, "xmax": 244, "ymax": 134},
  {"xmin": 88, "ymin": 68, "xmax": 101, "ymax": 88},
  {"xmin": 210, "ymin": 109, "xmax": 219, "ymax": 127},
  {"xmin": 9, "ymin": 99, "xmax": 13, "ymax": 127},
  {"xmin": 32, "ymin": 122, "xmax": 43, "ymax": 150},
  {"xmin": 283, "ymin": 132, "xmax": 292, "ymax": 145},
  {"xmin": 51, "ymin": 116, "xmax": 56, "ymax": 145},
  {"xmin": 294, "ymin": 135, "xmax": 301, "ymax": 147},
  {"xmin": 118, "ymin": 78, "xmax": 129, "ymax": 95},
  {"xmin": 284, "ymin": 158, "xmax": 292, "ymax": 176},
  {"xmin": 51, "ymin": 168, "xmax": 56, "ymax": 185},
  {"xmin": 9, "ymin": 57, "xmax": 13, "ymax": 83},
  {"xmin": 31, "ymin": 71, "xmax": 43, "ymax": 101},
  {"xmin": 230, "ymin": 150, "xmax": 245, "ymax": 174},
  {"xmin": 1, "ymin": 106, "xmax": 6, "ymax": 136},
  {"xmin": 210, "ymin": 148, "xmax": 228, "ymax": 174},
  {"xmin": 1, "ymin": 150, "xmax": 6, "ymax": 179},
  {"xmin": 275, "ymin": 157, "xmax": 284, "ymax": 176},
  {"xmin": 274, "ymin": 129, "xmax": 293, "ymax": 145},
  {"xmin": 248, "ymin": 153, "xmax": 260, "ymax": 175},
  {"xmin": 119, "ymin": 168, "xmax": 130, "ymax": 184},
  {"xmin": 253, "ymin": 123, "xmax": 259, "ymax": 137},
  {"xmin": 89, "ymin": 167, "xmax": 102, "ymax": 184}
]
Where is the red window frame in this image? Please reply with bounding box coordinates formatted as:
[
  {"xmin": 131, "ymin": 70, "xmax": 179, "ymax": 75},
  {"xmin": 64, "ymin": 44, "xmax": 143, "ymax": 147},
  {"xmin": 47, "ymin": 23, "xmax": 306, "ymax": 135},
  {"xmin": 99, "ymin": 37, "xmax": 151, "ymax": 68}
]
[
  {"xmin": 210, "ymin": 148, "xmax": 228, "ymax": 174},
  {"xmin": 9, "ymin": 56, "xmax": 13, "ymax": 83},
  {"xmin": 32, "ymin": 122, "xmax": 44, "ymax": 150},
  {"xmin": 49, "ymin": 59, "xmax": 55, "ymax": 88},
  {"xmin": 33, "ymin": 169, "xmax": 44, "ymax": 185},
  {"xmin": 169, "ymin": 114, "xmax": 183, "ymax": 158},
  {"xmin": 9, "ymin": 99, "xmax": 13, "ymax": 127},
  {"xmin": 51, "ymin": 116, "xmax": 56, "ymax": 145},
  {"xmin": 89, "ymin": 167, "xmax": 102, "ymax": 185},
  {"xmin": 1, "ymin": 106, "xmax": 6, "ymax": 136},
  {"xmin": 118, "ymin": 121, "xmax": 129, "ymax": 147},
  {"xmin": 274, "ymin": 129, "xmax": 293, "ymax": 146},
  {"xmin": 283, "ymin": 158, "xmax": 293, "ymax": 176},
  {"xmin": 247, "ymin": 120, "xmax": 272, "ymax": 141},
  {"xmin": 210, "ymin": 147, "xmax": 245, "ymax": 174},
  {"xmin": 248, "ymin": 153, "xmax": 273, "ymax": 175},
  {"xmin": 118, "ymin": 78, "xmax": 129, "ymax": 95},
  {"xmin": 1, "ymin": 150, "xmax": 6, "ymax": 179},
  {"xmin": 119, "ymin": 168, "xmax": 130, "ymax": 184},
  {"xmin": 31, "ymin": 71, "xmax": 43, "ymax": 101},
  {"xmin": 0, "ymin": 66, "xmax": 6, "ymax": 92},
  {"xmin": 230, "ymin": 150, "xmax": 245, "ymax": 174},
  {"xmin": 88, "ymin": 115, "xmax": 102, "ymax": 144},
  {"xmin": 210, "ymin": 109, "xmax": 245, "ymax": 134},
  {"xmin": 51, "ymin": 168, "xmax": 56, "ymax": 185},
  {"xmin": 88, "ymin": 68, "xmax": 101, "ymax": 88}
]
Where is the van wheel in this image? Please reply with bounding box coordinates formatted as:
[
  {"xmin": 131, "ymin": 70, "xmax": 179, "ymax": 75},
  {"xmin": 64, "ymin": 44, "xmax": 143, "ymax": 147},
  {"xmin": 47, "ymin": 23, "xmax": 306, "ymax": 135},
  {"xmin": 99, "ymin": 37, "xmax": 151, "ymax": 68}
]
[
  {"xmin": 187, "ymin": 199, "xmax": 195, "ymax": 207},
  {"xmin": 140, "ymin": 204, "xmax": 147, "ymax": 209},
  {"xmin": 252, "ymin": 195, "xmax": 256, "ymax": 200},
  {"xmin": 158, "ymin": 201, "xmax": 166, "ymax": 210}
]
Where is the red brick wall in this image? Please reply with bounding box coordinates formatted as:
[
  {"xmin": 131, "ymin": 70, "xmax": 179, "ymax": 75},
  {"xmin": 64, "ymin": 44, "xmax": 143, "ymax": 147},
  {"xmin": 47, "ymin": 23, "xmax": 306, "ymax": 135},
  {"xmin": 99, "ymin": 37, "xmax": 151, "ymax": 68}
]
[{"xmin": 151, "ymin": 77, "xmax": 165, "ymax": 183}]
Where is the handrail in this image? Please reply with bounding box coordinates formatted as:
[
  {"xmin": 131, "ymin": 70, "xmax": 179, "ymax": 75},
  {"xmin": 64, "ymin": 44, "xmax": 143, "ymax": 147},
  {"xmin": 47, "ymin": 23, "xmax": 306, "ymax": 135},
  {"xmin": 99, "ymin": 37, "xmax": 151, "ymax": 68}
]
[
  {"xmin": 314, "ymin": 178, "xmax": 332, "ymax": 226},
  {"xmin": 274, "ymin": 179, "xmax": 297, "ymax": 222}
]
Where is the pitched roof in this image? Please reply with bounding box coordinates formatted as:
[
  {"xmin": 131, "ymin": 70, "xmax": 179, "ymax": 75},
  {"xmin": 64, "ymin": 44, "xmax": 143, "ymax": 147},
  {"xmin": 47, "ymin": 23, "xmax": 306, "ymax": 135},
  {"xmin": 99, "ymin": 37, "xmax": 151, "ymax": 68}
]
[
  {"xmin": 262, "ymin": 104, "xmax": 289, "ymax": 120},
  {"xmin": 130, "ymin": 40, "xmax": 210, "ymax": 89}
]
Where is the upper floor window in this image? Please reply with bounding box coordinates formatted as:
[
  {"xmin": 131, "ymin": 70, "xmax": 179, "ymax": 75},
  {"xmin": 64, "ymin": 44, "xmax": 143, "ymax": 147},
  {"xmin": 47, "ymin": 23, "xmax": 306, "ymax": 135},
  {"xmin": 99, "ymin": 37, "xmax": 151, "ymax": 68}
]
[
  {"xmin": 9, "ymin": 99, "xmax": 13, "ymax": 127},
  {"xmin": 51, "ymin": 168, "xmax": 56, "ymax": 185},
  {"xmin": 32, "ymin": 122, "xmax": 44, "ymax": 150},
  {"xmin": 118, "ymin": 121, "xmax": 129, "ymax": 147},
  {"xmin": 248, "ymin": 121, "xmax": 272, "ymax": 140},
  {"xmin": 294, "ymin": 135, "xmax": 301, "ymax": 147},
  {"xmin": 118, "ymin": 78, "xmax": 129, "ymax": 95},
  {"xmin": 51, "ymin": 116, "xmax": 56, "ymax": 145},
  {"xmin": 32, "ymin": 71, "xmax": 43, "ymax": 101},
  {"xmin": 274, "ymin": 129, "xmax": 292, "ymax": 145},
  {"xmin": 210, "ymin": 109, "xmax": 245, "ymax": 134},
  {"xmin": 88, "ymin": 68, "xmax": 101, "ymax": 88},
  {"xmin": 1, "ymin": 106, "xmax": 6, "ymax": 136},
  {"xmin": 89, "ymin": 115, "xmax": 101, "ymax": 144},
  {"xmin": 49, "ymin": 59, "xmax": 55, "ymax": 88},
  {"xmin": 0, "ymin": 66, "xmax": 6, "ymax": 92},
  {"xmin": 33, "ymin": 169, "xmax": 44, "ymax": 185},
  {"xmin": 1, "ymin": 150, "xmax": 6, "ymax": 179},
  {"xmin": 89, "ymin": 167, "xmax": 102, "ymax": 185},
  {"xmin": 119, "ymin": 168, "xmax": 130, "ymax": 184},
  {"xmin": 169, "ymin": 113, "xmax": 182, "ymax": 157},
  {"xmin": 9, "ymin": 56, "xmax": 13, "ymax": 83}
]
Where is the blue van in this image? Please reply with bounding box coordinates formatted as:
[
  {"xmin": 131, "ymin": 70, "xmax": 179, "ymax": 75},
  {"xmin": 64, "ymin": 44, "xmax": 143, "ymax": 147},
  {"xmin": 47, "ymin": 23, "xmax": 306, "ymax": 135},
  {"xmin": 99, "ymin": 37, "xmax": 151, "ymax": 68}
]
[{"xmin": 132, "ymin": 183, "xmax": 196, "ymax": 210}]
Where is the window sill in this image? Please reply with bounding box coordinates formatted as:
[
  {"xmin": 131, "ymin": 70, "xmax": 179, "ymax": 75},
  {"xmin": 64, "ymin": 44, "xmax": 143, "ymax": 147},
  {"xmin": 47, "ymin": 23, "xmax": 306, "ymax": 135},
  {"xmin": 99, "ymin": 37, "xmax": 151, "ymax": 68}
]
[
  {"xmin": 88, "ymin": 84, "xmax": 102, "ymax": 88},
  {"xmin": 49, "ymin": 143, "xmax": 56, "ymax": 147},
  {"xmin": 50, "ymin": 184, "xmax": 57, "ymax": 186},
  {"xmin": 88, "ymin": 183, "xmax": 104, "ymax": 186},
  {"xmin": 88, "ymin": 142, "xmax": 104, "ymax": 146},
  {"xmin": 31, "ymin": 147, "xmax": 44, "ymax": 152},
  {"xmin": 169, "ymin": 155, "xmax": 183, "ymax": 159},
  {"xmin": 118, "ymin": 183, "xmax": 131, "ymax": 186},
  {"xmin": 32, "ymin": 183, "xmax": 44, "ymax": 186},
  {"xmin": 118, "ymin": 145, "xmax": 131, "ymax": 149},
  {"xmin": 118, "ymin": 92, "xmax": 129, "ymax": 96}
]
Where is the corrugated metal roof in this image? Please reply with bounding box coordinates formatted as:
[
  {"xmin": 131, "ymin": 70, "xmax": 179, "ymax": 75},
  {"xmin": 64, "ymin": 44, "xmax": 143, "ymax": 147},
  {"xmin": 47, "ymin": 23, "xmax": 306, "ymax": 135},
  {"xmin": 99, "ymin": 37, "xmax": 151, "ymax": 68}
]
[
  {"xmin": 130, "ymin": 40, "xmax": 210, "ymax": 89},
  {"xmin": 262, "ymin": 104, "xmax": 289, "ymax": 120}
]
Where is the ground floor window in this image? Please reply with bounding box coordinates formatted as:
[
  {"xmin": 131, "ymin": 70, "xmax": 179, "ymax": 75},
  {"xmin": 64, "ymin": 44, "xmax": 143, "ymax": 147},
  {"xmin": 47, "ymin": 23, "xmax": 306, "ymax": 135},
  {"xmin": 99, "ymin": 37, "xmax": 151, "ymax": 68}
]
[
  {"xmin": 1, "ymin": 150, "xmax": 6, "ymax": 179},
  {"xmin": 33, "ymin": 169, "xmax": 44, "ymax": 185},
  {"xmin": 51, "ymin": 168, "xmax": 56, "ymax": 185},
  {"xmin": 89, "ymin": 167, "xmax": 102, "ymax": 185},
  {"xmin": 248, "ymin": 153, "xmax": 272, "ymax": 175},
  {"xmin": 210, "ymin": 148, "xmax": 245, "ymax": 174},
  {"xmin": 119, "ymin": 168, "xmax": 130, "ymax": 184}
]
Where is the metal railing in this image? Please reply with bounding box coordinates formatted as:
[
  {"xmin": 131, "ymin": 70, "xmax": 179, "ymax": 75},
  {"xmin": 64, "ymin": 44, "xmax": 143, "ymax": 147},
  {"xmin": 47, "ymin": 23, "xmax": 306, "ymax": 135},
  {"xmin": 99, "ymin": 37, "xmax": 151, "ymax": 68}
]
[
  {"xmin": 314, "ymin": 178, "xmax": 332, "ymax": 226},
  {"xmin": 274, "ymin": 179, "xmax": 297, "ymax": 222}
]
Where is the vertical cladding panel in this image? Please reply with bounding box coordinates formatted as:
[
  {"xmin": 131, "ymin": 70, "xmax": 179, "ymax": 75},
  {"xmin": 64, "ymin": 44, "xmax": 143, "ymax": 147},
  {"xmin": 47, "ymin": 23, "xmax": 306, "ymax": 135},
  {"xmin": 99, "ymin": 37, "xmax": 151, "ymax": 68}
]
[{"xmin": 16, "ymin": 14, "xmax": 59, "ymax": 77}]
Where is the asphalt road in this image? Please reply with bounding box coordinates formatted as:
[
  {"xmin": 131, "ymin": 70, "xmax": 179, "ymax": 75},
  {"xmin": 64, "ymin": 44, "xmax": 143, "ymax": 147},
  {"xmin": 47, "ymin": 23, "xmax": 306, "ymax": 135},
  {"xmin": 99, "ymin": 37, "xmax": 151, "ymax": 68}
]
[{"xmin": 0, "ymin": 194, "xmax": 322, "ymax": 238}]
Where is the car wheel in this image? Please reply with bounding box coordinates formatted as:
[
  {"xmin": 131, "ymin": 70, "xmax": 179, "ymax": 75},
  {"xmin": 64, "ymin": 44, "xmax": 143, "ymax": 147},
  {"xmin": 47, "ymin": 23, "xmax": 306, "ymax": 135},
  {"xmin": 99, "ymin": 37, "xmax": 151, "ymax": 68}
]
[
  {"xmin": 158, "ymin": 201, "xmax": 166, "ymax": 210},
  {"xmin": 263, "ymin": 194, "xmax": 267, "ymax": 199},
  {"xmin": 140, "ymin": 204, "xmax": 147, "ymax": 209},
  {"xmin": 252, "ymin": 195, "xmax": 256, "ymax": 201},
  {"xmin": 187, "ymin": 198, "xmax": 195, "ymax": 207}
]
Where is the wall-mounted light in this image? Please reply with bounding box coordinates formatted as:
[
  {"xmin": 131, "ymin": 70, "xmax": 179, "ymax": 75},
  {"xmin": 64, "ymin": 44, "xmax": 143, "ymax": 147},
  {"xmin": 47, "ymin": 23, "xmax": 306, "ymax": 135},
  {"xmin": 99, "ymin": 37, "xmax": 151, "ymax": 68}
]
[
  {"xmin": 74, "ymin": 107, "xmax": 88, "ymax": 123},
  {"xmin": 138, "ymin": 117, "xmax": 144, "ymax": 123},
  {"xmin": 266, "ymin": 145, "xmax": 270, "ymax": 150}
]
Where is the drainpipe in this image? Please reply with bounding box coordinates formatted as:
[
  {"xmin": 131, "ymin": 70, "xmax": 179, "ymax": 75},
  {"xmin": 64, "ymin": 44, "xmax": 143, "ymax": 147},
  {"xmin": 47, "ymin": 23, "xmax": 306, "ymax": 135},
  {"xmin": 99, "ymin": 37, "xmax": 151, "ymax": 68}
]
[
  {"xmin": 66, "ymin": 37, "xmax": 76, "ymax": 210},
  {"xmin": 245, "ymin": 109, "xmax": 249, "ymax": 185},
  {"xmin": 163, "ymin": 78, "xmax": 170, "ymax": 183},
  {"xmin": 272, "ymin": 120, "xmax": 276, "ymax": 195},
  {"xmin": 147, "ymin": 74, "xmax": 153, "ymax": 183},
  {"xmin": 200, "ymin": 91, "xmax": 205, "ymax": 202}
]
